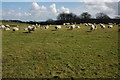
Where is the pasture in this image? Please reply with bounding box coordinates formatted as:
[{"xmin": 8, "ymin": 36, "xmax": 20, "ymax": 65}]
[{"xmin": 1, "ymin": 21, "xmax": 119, "ymax": 78}]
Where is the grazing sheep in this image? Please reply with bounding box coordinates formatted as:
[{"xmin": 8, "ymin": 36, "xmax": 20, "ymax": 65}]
[
  {"xmin": 66, "ymin": 23, "xmax": 70, "ymax": 25},
  {"xmin": 4, "ymin": 27, "xmax": 10, "ymax": 31},
  {"xmin": 70, "ymin": 25, "xmax": 75, "ymax": 30},
  {"xmin": 45, "ymin": 25, "xmax": 49, "ymax": 29},
  {"xmin": 40, "ymin": 25, "xmax": 49, "ymax": 29},
  {"xmin": 37, "ymin": 24, "xmax": 40, "ymax": 28},
  {"xmin": 12, "ymin": 27, "xmax": 19, "ymax": 31},
  {"xmin": 90, "ymin": 24, "xmax": 96, "ymax": 31},
  {"xmin": 24, "ymin": 28, "xmax": 28, "ymax": 31},
  {"xmin": 88, "ymin": 23, "xmax": 92, "ymax": 26},
  {"xmin": 66, "ymin": 25, "xmax": 75, "ymax": 30},
  {"xmin": 108, "ymin": 25, "xmax": 113, "ymax": 28},
  {"xmin": 66, "ymin": 26, "xmax": 71, "ymax": 28},
  {"xmin": 5, "ymin": 25, "xmax": 10, "ymax": 28},
  {"xmin": 0, "ymin": 25, "xmax": 5, "ymax": 29},
  {"xmin": 75, "ymin": 26, "xmax": 80, "ymax": 28},
  {"xmin": 63, "ymin": 23, "xmax": 70, "ymax": 25},
  {"xmin": 32, "ymin": 25, "xmax": 36, "ymax": 28},
  {"xmin": 40, "ymin": 27, "xmax": 46, "ymax": 29},
  {"xmin": 84, "ymin": 23, "xmax": 88, "ymax": 26},
  {"xmin": 100, "ymin": 24, "xmax": 105, "ymax": 29},
  {"xmin": 35, "ymin": 24, "xmax": 40, "ymax": 28},
  {"xmin": 55, "ymin": 25, "xmax": 61, "ymax": 29},
  {"xmin": 27, "ymin": 26, "xmax": 36, "ymax": 33}
]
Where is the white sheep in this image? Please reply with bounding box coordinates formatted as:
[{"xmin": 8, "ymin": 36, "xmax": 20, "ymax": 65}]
[
  {"xmin": 55, "ymin": 25, "xmax": 61, "ymax": 29},
  {"xmin": 4, "ymin": 27, "xmax": 10, "ymax": 31},
  {"xmin": 40, "ymin": 25, "xmax": 49, "ymax": 29},
  {"xmin": 5, "ymin": 25, "xmax": 10, "ymax": 28},
  {"xmin": 100, "ymin": 24, "xmax": 105, "ymax": 29},
  {"xmin": 27, "ymin": 26, "xmax": 36, "ymax": 33},
  {"xmin": 45, "ymin": 25, "xmax": 49, "ymax": 29},
  {"xmin": 75, "ymin": 26, "xmax": 80, "ymax": 28},
  {"xmin": 66, "ymin": 26, "xmax": 71, "ymax": 28},
  {"xmin": 90, "ymin": 24, "xmax": 96, "ymax": 31},
  {"xmin": 40, "ymin": 27, "xmax": 45, "ymax": 29},
  {"xmin": 24, "ymin": 28, "xmax": 28, "ymax": 31},
  {"xmin": 12, "ymin": 27, "xmax": 19, "ymax": 31},
  {"xmin": 84, "ymin": 23, "xmax": 88, "ymax": 26},
  {"xmin": 88, "ymin": 23, "xmax": 92, "ymax": 26},
  {"xmin": 70, "ymin": 25, "xmax": 75, "ymax": 29},
  {"xmin": 108, "ymin": 25, "xmax": 113, "ymax": 28},
  {"xmin": 0, "ymin": 25, "xmax": 5, "ymax": 29},
  {"xmin": 35, "ymin": 24, "xmax": 40, "ymax": 28},
  {"xmin": 63, "ymin": 23, "xmax": 70, "ymax": 25},
  {"xmin": 66, "ymin": 25, "xmax": 75, "ymax": 30}
]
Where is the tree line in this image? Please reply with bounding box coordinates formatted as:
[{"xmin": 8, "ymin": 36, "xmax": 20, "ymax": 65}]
[
  {"xmin": 57, "ymin": 12, "xmax": 118, "ymax": 21},
  {"xmin": 1, "ymin": 12, "xmax": 120, "ymax": 25}
]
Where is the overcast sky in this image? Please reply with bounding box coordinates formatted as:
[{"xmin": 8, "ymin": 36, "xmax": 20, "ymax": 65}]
[{"xmin": 1, "ymin": 0, "xmax": 119, "ymax": 21}]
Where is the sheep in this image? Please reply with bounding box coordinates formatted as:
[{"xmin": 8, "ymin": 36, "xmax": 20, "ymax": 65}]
[
  {"xmin": 84, "ymin": 23, "xmax": 88, "ymax": 26},
  {"xmin": 108, "ymin": 25, "xmax": 113, "ymax": 28},
  {"xmin": 45, "ymin": 25, "xmax": 49, "ymax": 29},
  {"xmin": 70, "ymin": 25, "xmax": 75, "ymax": 30},
  {"xmin": 24, "ymin": 26, "xmax": 35, "ymax": 33},
  {"xmin": 12, "ymin": 27, "xmax": 19, "ymax": 31},
  {"xmin": 90, "ymin": 24, "xmax": 96, "ymax": 31},
  {"xmin": 55, "ymin": 25, "xmax": 61, "ymax": 29},
  {"xmin": 88, "ymin": 23, "xmax": 92, "ymax": 26},
  {"xmin": 4, "ymin": 27, "xmax": 10, "ymax": 31},
  {"xmin": 75, "ymin": 26, "xmax": 80, "ymax": 28},
  {"xmin": 100, "ymin": 24, "xmax": 105, "ymax": 29},
  {"xmin": 66, "ymin": 26, "xmax": 71, "ymax": 28},
  {"xmin": 24, "ymin": 28, "xmax": 28, "ymax": 31},
  {"xmin": 32, "ymin": 25, "xmax": 36, "ymax": 28},
  {"xmin": 27, "ymin": 26, "xmax": 36, "ymax": 33},
  {"xmin": 0, "ymin": 25, "xmax": 5, "ymax": 29},
  {"xmin": 5, "ymin": 25, "xmax": 10, "ymax": 28},
  {"xmin": 66, "ymin": 25, "xmax": 75, "ymax": 30},
  {"xmin": 66, "ymin": 23, "xmax": 70, "ymax": 25},
  {"xmin": 40, "ymin": 25, "xmax": 49, "ymax": 29},
  {"xmin": 40, "ymin": 27, "xmax": 46, "ymax": 29},
  {"xmin": 37, "ymin": 24, "xmax": 40, "ymax": 28},
  {"xmin": 35, "ymin": 24, "xmax": 40, "ymax": 28},
  {"xmin": 63, "ymin": 23, "xmax": 70, "ymax": 25}
]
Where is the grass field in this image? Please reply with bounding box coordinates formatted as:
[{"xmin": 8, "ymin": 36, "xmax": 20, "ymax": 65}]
[{"xmin": 1, "ymin": 21, "xmax": 119, "ymax": 78}]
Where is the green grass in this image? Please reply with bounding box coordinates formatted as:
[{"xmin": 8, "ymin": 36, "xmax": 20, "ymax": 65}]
[{"xmin": 2, "ymin": 21, "xmax": 119, "ymax": 78}]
